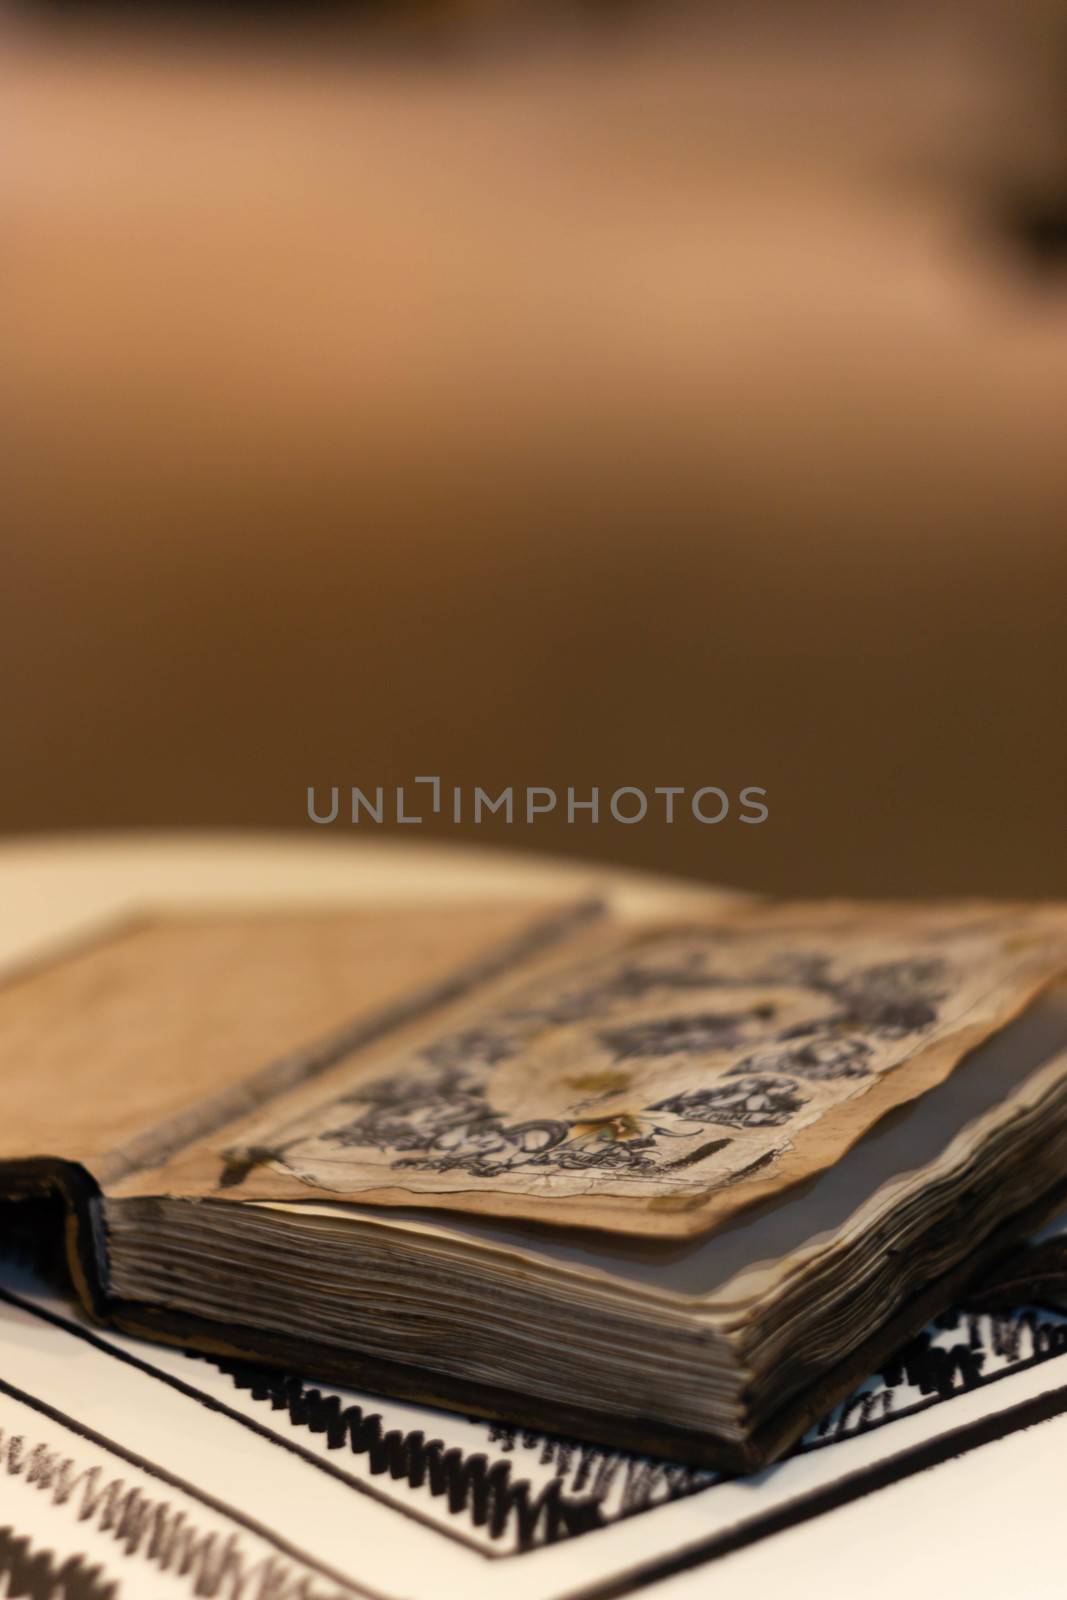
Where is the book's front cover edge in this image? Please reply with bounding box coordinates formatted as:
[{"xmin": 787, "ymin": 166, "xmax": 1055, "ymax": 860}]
[{"xmin": 0, "ymin": 1156, "xmax": 109, "ymax": 1320}]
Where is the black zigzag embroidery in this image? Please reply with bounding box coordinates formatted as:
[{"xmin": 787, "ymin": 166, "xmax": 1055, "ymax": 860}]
[{"xmin": 203, "ymin": 1357, "xmax": 711, "ymax": 1551}]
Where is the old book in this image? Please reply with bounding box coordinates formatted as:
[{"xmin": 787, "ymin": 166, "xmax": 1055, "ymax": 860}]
[{"xmin": 3, "ymin": 890, "xmax": 1067, "ymax": 1471}]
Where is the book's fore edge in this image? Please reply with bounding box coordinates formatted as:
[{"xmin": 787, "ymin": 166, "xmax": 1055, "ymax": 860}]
[
  {"xmin": 91, "ymin": 894, "xmax": 608, "ymax": 1192},
  {"xmin": 99, "ymin": 1168, "xmax": 1067, "ymax": 1473},
  {"xmin": 746, "ymin": 1166, "xmax": 1067, "ymax": 1464}
]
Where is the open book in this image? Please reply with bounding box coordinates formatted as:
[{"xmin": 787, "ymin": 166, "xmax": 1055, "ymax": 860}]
[{"xmin": 4, "ymin": 891, "xmax": 1067, "ymax": 1471}]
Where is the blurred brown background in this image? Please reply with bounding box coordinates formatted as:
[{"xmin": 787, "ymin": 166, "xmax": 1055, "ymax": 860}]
[{"xmin": 4, "ymin": 2, "xmax": 1066, "ymax": 898}]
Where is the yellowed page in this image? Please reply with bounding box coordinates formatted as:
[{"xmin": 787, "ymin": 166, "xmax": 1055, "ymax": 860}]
[
  {"xmin": 113, "ymin": 899, "xmax": 1067, "ymax": 1238},
  {"xmin": 0, "ymin": 900, "xmax": 591, "ymax": 1183}
]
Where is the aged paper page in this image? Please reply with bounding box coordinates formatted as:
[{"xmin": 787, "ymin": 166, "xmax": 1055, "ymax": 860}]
[
  {"xmin": 119, "ymin": 900, "xmax": 1067, "ymax": 1237},
  {"xmin": 0, "ymin": 901, "xmax": 592, "ymax": 1180}
]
